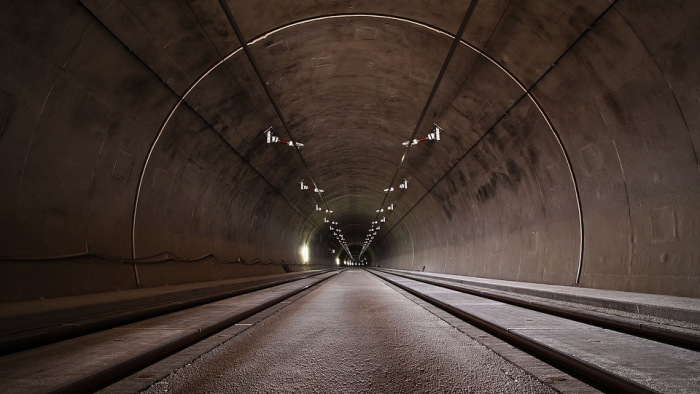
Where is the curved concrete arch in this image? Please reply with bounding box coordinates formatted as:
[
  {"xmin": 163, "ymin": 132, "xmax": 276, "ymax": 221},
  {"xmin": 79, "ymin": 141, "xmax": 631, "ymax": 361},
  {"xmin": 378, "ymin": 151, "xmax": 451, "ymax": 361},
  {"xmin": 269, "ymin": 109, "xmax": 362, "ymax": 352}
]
[
  {"xmin": 0, "ymin": 1, "xmax": 698, "ymax": 300},
  {"xmin": 131, "ymin": 48, "xmax": 243, "ymax": 258}
]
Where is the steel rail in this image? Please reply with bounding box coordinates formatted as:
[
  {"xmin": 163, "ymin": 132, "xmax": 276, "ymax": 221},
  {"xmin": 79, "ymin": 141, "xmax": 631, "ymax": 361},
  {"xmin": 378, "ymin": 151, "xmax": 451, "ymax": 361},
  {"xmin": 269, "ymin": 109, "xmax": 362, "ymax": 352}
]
[
  {"xmin": 368, "ymin": 268, "xmax": 664, "ymax": 394},
  {"xmin": 374, "ymin": 268, "xmax": 699, "ymax": 351},
  {"xmin": 44, "ymin": 270, "xmax": 341, "ymax": 393},
  {"xmin": 0, "ymin": 270, "xmax": 336, "ymax": 356}
]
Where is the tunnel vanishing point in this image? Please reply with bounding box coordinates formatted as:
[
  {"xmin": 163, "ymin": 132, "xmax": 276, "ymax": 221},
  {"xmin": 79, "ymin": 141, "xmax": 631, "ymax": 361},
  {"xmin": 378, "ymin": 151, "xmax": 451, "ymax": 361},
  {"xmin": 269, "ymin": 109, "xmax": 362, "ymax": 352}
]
[{"xmin": 0, "ymin": 0, "xmax": 698, "ymax": 303}]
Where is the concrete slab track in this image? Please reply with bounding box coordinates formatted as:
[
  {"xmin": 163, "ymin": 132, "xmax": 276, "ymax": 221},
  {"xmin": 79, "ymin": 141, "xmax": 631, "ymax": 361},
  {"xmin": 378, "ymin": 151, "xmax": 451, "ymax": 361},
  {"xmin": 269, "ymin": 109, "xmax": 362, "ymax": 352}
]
[
  {"xmin": 0, "ymin": 271, "xmax": 339, "ymax": 393},
  {"xmin": 371, "ymin": 270, "xmax": 700, "ymax": 393},
  {"xmin": 142, "ymin": 269, "xmax": 567, "ymax": 393}
]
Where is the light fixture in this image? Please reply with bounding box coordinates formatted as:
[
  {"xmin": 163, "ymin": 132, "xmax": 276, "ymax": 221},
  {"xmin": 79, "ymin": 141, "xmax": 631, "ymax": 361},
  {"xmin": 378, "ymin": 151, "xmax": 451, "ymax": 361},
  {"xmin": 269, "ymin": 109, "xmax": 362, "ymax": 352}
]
[
  {"xmin": 429, "ymin": 124, "xmax": 442, "ymax": 140},
  {"xmin": 300, "ymin": 245, "xmax": 309, "ymax": 263},
  {"xmin": 264, "ymin": 126, "xmax": 277, "ymax": 143},
  {"xmin": 401, "ymin": 124, "xmax": 442, "ymax": 146},
  {"xmin": 384, "ymin": 179, "xmax": 408, "ymax": 193},
  {"xmin": 264, "ymin": 126, "xmax": 304, "ymax": 148}
]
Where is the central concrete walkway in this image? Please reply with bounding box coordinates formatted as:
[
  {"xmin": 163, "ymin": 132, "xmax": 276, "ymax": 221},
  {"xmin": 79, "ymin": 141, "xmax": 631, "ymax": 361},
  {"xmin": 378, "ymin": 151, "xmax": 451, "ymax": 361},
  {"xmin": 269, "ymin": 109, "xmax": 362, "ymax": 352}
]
[{"xmin": 144, "ymin": 269, "xmax": 556, "ymax": 393}]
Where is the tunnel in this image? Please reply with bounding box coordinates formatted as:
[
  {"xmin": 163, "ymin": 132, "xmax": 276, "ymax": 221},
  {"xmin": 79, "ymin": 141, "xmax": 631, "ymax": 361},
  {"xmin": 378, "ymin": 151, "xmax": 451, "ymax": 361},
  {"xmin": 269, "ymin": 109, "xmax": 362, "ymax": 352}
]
[{"xmin": 0, "ymin": 0, "xmax": 698, "ymax": 303}]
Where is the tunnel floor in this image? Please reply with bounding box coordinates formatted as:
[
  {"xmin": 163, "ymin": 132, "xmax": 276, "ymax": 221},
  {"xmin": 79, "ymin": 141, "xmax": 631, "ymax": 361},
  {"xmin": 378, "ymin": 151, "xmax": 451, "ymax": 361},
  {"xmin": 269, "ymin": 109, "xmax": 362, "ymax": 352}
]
[{"xmin": 142, "ymin": 269, "xmax": 555, "ymax": 393}]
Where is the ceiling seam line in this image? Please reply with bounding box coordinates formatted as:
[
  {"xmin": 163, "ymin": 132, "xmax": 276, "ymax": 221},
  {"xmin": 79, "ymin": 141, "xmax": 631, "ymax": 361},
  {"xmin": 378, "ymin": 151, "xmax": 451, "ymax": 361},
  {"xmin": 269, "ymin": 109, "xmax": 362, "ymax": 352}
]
[
  {"xmin": 376, "ymin": 0, "xmax": 620, "ymax": 278},
  {"xmin": 432, "ymin": 0, "xmax": 513, "ymax": 123},
  {"xmin": 614, "ymin": 6, "xmax": 700, "ymax": 173},
  {"xmin": 246, "ymin": 13, "xmax": 469, "ymax": 52},
  {"xmin": 177, "ymin": 11, "xmax": 551, "ymax": 254},
  {"xmin": 185, "ymin": 0, "xmax": 252, "ymax": 113},
  {"xmin": 217, "ymin": 1, "xmax": 321, "ymax": 194},
  {"xmin": 362, "ymin": 0, "xmax": 480, "ymax": 257},
  {"xmin": 218, "ymin": 0, "xmax": 347, "ymax": 254},
  {"xmin": 379, "ymin": 96, "xmax": 521, "ymax": 239},
  {"xmin": 380, "ymin": 0, "xmax": 618, "ymax": 238},
  {"xmin": 75, "ymin": 0, "xmax": 336, "ymax": 258}
]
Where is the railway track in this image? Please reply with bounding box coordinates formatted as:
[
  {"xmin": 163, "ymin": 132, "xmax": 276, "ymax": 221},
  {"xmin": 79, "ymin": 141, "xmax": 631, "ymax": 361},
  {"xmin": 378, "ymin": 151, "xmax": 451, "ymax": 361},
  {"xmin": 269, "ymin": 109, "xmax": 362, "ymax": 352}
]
[
  {"xmin": 0, "ymin": 269, "xmax": 339, "ymax": 356},
  {"xmin": 1, "ymin": 267, "xmax": 697, "ymax": 393},
  {"xmin": 0, "ymin": 270, "xmax": 342, "ymax": 393},
  {"xmin": 369, "ymin": 268, "xmax": 700, "ymax": 394}
]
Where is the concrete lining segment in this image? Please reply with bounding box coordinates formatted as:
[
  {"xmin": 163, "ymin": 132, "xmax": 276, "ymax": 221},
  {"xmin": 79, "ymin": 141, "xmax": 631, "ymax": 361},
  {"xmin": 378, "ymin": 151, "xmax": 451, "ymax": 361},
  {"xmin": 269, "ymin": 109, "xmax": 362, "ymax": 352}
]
[
  {"xmin": 0, "ymin": 1, "xmax": 698, "ymax": 304},
  {"xmin": 219, "ymin": 0, "xmax": 334, "ymax": 225},
  {"xmin": 136, "ymin": 11, "xmax": 573, "ymax": 231},
  {"xmin": 370, "ymin": 0, "xmax": 626, "ymax": 283},
  {"xmin": 129, "ymin": 46, "xmax": 241, "ymax": 260},
  {"xmin": 235, "ymin": 11, "xmax": 587, "ymax": 284},
  {"xmin": 134, "ymin": 11, "xmax": 556, "ymax": 259},
  {"xmin": 370, "ymin": 0, "xmax": 481, "ymax": 244},
  {"xmin": 237, "ymin": 12, "xmax": 586, "ymax": 276}
]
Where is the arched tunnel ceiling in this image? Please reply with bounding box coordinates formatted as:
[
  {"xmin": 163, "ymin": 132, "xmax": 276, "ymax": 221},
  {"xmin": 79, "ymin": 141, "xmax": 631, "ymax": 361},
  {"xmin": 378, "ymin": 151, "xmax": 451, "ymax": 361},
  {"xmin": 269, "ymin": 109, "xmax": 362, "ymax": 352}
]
[
  {"xmin": 1, "ymin": 0, "xmax": 699, "ymax": 298},
  {"xmin": 107, "ymin": 0, "xmax": 612, "ymax": 248}
]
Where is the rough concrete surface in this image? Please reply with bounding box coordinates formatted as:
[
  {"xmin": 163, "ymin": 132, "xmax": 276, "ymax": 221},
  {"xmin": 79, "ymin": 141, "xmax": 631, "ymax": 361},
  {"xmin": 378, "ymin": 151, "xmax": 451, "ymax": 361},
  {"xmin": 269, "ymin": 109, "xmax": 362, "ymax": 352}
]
[
  {"xmin": 1, "ymin": 1, "xmax": 699, "ymax": 301},
  {"xmin": 143, "ymin": 270, "xmax": 555, "ymax": 393}
]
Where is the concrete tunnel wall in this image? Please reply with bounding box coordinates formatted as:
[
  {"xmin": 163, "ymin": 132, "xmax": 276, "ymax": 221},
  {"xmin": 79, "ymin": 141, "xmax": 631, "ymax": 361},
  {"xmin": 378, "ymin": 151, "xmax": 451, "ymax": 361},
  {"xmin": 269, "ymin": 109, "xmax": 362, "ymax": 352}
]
[{"xmin": 0, "ymin": 1, "xmax": 698, "ymax": 302}]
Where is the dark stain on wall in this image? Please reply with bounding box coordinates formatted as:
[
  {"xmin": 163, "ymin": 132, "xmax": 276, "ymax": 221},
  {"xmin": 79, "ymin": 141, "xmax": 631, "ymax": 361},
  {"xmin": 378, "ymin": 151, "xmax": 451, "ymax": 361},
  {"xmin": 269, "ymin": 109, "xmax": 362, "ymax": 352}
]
[
  {"xmin": 475, "ymin": 157, "xmax": 524, "ymax": 203},
  {"xmin": 476, "ymin": 177, "xmax": 495, "ymax": 202},
  {"xmin": 505, "ymin": 158, "xmax": 522, "ymax": 187},
  {"xmin": 526, "ymin": 145, "xmax": 539, "ymax": 166},
  {"xmin": 457, "ymin": 169, "xmax": 469, "ymax": 186}
]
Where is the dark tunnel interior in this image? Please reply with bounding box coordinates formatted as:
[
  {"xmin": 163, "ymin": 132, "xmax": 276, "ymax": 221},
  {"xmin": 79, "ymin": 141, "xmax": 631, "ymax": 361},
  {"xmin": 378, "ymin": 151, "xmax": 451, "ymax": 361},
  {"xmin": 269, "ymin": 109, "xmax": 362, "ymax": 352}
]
[{"xmin": 0, "ymin": 0, "xmax": 698, "ymax": 302}]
